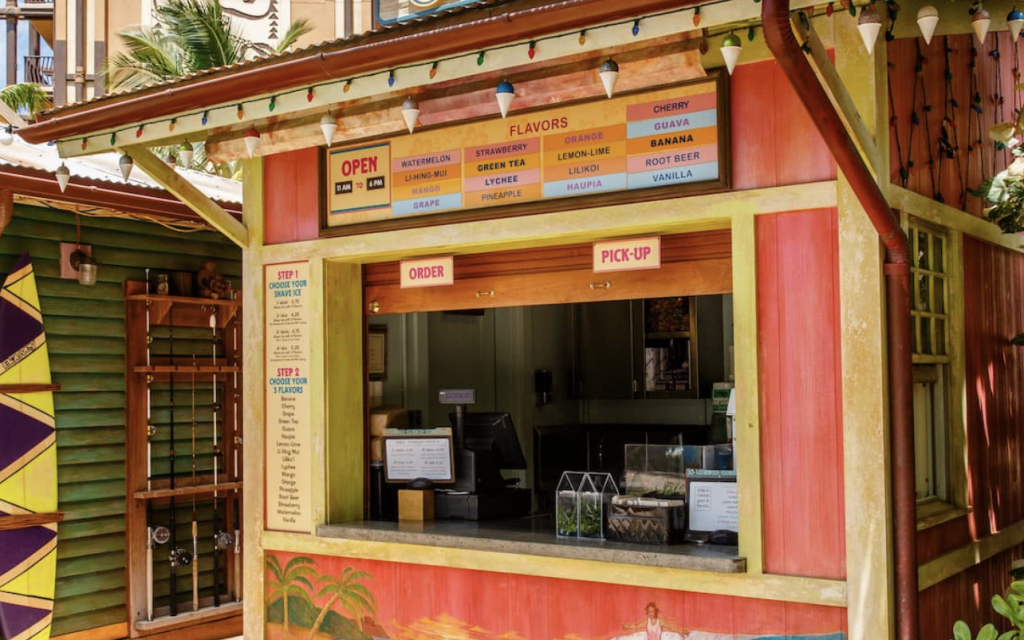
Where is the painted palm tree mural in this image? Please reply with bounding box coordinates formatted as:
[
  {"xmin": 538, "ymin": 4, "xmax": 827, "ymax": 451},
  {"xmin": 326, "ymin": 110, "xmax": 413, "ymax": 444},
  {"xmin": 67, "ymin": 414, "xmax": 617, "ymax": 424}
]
[
  {"xmin": 307, "ymin": 567, "xmax": 377, "ymax": 640},
  {"xmin": 265, "ymin": 555, "xmax": 379, "ymax": 640},
  {"xmin": 265, "ymin": 555, "xmax": 317, "ymax": 633}
]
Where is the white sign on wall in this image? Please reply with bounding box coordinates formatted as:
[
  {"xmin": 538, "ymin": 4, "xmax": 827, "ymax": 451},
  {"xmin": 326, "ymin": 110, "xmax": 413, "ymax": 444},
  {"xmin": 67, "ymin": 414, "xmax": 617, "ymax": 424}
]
[{"xmin": 150, "ymin": 0, "xmax": 292, "ymax": 52}]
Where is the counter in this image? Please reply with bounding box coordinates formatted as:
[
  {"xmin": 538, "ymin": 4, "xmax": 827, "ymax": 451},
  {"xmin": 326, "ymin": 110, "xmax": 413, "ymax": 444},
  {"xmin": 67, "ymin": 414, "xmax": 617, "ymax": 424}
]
[{"xmin": 317, "ymin": 516, "xmax": 744, "ymax": 573}]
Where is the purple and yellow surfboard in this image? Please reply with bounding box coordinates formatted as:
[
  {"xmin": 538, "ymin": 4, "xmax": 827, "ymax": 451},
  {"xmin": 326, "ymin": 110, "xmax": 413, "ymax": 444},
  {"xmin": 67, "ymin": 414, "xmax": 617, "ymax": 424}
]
[{"xmin": 0, "ymin": 253, "xmax": 58, "ymax": 640}]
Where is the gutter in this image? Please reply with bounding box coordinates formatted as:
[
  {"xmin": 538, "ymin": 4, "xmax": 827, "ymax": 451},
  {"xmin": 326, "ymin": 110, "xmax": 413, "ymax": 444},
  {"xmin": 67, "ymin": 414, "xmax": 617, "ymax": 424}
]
[
  {"xmin": 760, "ymin": 3, "xmax": 917, "ymax": 640},
  {"xmin": 17, "ymin": 0, "xmax": 692, "ymax": 144}
]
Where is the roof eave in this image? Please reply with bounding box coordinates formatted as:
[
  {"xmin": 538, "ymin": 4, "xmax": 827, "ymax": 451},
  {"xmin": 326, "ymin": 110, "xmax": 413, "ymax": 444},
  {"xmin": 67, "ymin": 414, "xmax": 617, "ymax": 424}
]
[{"xmin": 18, "ymin": 0, "xmax": 696, "ymax": 144}]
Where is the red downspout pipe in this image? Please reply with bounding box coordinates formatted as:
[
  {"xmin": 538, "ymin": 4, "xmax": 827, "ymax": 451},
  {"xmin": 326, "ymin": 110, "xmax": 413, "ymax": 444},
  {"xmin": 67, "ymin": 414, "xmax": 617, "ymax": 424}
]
[{"xmin": 760, "ymin": 3, "xmax": 917, "ymax": 640}]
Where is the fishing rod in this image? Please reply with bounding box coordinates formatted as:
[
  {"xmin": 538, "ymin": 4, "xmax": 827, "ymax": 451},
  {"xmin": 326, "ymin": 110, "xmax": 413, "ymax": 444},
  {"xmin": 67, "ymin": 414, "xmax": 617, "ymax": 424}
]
[
  {"xmin": 190, "ymin": 361, "xmax": 199, "ymax": 613},
  {"xmin": 210, "ymin": 310, "xmax": 223, "ymax": 607},
  {"xmin": 145, "ymin": 270, "xmax": 154, "ymax": 622},
  {"xmin": 165, "ymin": 307, "xmax": 193, "ymax": 616},
  {"xmin": 231, "ymin": 316, "xmax": 241, "ymax": 604},
  {"xmin": 168, "ymin": 307, "xmax": 178, "ymax": 617}
]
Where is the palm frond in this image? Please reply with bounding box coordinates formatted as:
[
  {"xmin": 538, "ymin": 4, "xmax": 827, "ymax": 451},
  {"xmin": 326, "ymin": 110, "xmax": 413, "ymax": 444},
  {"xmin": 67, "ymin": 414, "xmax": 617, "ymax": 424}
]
[
  {"xmin": 0, "ymin": 83, "xmax": 50, "ymax": 117},
  {"xmin": 275, "ymin": 19, "xmax": 313, "ymax": 54},
  {"xmin": 265, "ymin": 555, "xmax": 284, "ymax": 581}
]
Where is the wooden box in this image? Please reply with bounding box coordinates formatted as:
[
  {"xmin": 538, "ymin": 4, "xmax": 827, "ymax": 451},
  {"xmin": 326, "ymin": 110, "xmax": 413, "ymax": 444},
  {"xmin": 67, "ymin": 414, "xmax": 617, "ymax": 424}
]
[{"xmin": 398, "ymin": 489, "xmax": 434, "ymax": 521}]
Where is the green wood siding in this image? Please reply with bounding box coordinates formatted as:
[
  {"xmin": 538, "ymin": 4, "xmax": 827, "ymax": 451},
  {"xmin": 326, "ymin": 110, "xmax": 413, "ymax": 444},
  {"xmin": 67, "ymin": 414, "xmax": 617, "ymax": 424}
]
[{"xmin": 0, "ymin": 204, "xmax": 241, "ymax": 637}]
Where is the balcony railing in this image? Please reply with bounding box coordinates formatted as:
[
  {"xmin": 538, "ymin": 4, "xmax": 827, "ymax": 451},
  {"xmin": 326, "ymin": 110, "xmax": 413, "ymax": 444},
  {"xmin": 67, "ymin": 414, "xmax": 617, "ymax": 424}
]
[{"xmin": 24, "ymin": 55, "xmax": 53, "ymax": 86}]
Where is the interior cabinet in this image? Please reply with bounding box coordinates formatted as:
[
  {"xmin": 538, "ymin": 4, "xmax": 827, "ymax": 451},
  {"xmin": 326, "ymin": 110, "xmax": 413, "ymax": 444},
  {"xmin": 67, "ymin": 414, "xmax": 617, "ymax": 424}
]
[
  {"xmin": 635, "ymin": 297, "xmax": 697, "ymax": 399},
  {"xmin": 574, "ymin": 296, "xmax": 703, "ymax": 400},
  {"xmin": 124, "ymin": 281, "xmax": 244, "ymax": 637}
]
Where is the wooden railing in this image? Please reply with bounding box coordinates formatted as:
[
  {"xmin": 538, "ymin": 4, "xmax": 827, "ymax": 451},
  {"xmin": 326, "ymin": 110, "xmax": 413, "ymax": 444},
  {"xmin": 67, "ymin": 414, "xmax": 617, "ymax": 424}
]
[{"xmin": 24, "ymin": 55, "xmax": 53, "ymax": 86}]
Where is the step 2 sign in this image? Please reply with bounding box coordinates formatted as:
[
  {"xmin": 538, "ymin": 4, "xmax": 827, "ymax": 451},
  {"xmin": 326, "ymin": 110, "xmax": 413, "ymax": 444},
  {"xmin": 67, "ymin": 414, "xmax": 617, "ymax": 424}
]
[{"xmin": 593, "ymin": 236, "xmax": 661, "ymax": 273}]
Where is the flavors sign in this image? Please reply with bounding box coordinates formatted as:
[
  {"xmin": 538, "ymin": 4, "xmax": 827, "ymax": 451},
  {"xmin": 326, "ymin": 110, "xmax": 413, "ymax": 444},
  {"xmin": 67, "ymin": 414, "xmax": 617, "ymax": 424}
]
[{"xmin": 325, "ymin": 76, "xmax": 727, "ymax": 230}]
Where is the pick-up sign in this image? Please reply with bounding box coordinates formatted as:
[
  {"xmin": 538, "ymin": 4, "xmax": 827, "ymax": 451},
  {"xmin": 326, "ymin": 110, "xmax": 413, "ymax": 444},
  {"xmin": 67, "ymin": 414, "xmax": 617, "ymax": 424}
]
[{"xmin": 592, "ymin": 236, "xmax": 661, "ymax": 273}]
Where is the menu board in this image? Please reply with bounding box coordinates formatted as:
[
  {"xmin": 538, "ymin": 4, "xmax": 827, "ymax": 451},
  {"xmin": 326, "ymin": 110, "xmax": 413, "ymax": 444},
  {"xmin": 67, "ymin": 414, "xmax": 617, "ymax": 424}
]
[
  {"xmin": 382, "ymin": 428, "xmax": 455, "ymax": 483},
  {"xmin": 264, "ymin": 261, "xmax": 312, "ymax": 532},
  {"xmin": 325, "ymin": 77, "xmax": 726, "ymax": 229}
]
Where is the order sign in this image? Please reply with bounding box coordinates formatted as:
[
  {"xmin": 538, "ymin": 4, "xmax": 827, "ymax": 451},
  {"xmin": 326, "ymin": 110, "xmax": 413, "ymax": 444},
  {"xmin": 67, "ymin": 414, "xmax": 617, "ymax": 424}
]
[{"xmin": 593, "ymin": 236, "xmax": 661, "ymax": 273}]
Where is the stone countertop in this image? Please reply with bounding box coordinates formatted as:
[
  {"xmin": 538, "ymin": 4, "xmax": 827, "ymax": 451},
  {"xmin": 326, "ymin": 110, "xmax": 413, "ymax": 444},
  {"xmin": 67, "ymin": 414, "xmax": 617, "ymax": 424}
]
[{"xmin": 317, "ymin": 517, "xmax": 745, "ymax": 573}]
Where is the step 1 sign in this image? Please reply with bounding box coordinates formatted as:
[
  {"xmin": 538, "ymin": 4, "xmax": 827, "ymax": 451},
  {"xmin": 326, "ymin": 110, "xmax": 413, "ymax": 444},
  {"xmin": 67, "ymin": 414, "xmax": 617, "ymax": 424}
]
[{"xmin": 593, "ymin": 236, "xmax": 661, "ymax": 273}]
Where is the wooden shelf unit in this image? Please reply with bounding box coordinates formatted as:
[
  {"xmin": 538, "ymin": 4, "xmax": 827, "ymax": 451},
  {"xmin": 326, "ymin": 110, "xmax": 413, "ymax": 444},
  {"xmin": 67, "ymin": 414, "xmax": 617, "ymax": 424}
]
[{"xmin": 124, "ymin": 280, "xmax": 244, "ymax": 638}]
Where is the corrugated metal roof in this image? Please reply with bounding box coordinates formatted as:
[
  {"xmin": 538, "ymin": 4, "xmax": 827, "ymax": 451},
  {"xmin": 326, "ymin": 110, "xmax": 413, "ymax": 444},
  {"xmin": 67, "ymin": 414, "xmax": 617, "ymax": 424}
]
[
  {"xmin": 40, "ymin": 0, "xmax": 513, "ymax": 118},
  {"xmin": 0, "ymin": 134, "xmax": 242, "ymax": 204}
]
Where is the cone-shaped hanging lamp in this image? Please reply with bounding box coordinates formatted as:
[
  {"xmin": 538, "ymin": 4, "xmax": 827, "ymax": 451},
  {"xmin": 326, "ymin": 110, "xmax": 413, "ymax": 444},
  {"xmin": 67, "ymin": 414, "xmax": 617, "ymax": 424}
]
[
  {"xmin": 320, "ymin": 113, "xmax": 337, "ymax": 146},
  {"xmin": 55, "ymin": 163, "xmax": 70, "ymax": 192},
  {"xmin": 119, "ymin": 153, "xmax": 134, "ymax": 181},
  {"xmin": 401, "ymin": 97, "xmax": 420, "ymax": 134},
  {"xmin": 178, "ymin": 141, "xmax": 193, "ymax": 168},
  {"xmin": 1009, "ymin": 7, "xmax": 1024, "ymax": 41},
  {"xmin": 496, "ymin": 80, "xmax": 515, "ymax": 118},
  {"xmin": 599, "ymin": 59, "xmax": 619, "ymax": 98},
  {"xmin": 243, "ymin": 126, "xmax": 261, "ymax": 158},
  {"xmin": 857, "ymin": 6, "xmax": 882, "ymax": 54},
  {"xmin": 973, "ymin": 7, "xmax": 991, "ymax": 44},
  {"xmin": 917, "ymin": 5, "xmax": 939, "ymax": 44},
  {"xmin": 721, "ymin": 34, "xmax": 742, "ymax": 75}
]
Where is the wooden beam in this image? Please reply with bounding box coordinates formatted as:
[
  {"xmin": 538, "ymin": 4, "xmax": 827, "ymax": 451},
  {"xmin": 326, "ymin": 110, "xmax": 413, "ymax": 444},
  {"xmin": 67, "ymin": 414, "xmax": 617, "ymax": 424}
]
[
  {"xmin": 0, "ymin": 383, "xmax": 61, "ymax": 393},
  {"xmin": 52, "ymin": 622, "xmax": 128, "ymax": 640},
  {"xmin": 124, "ymin": 145, "xmax": 249, "ymax": 249},
  {"xmin": 0, "ymin": 188, "xmax": 10, "ymax": 239},
  {"xmin": 0, "ymin": 101, "xmax": 28, "ymax": 128},
  {"xmin": 792, "ymin": 15, "xmax": 882, "ymax": 176},
  {"xmin": 0, "ymin": 512, "xmax": 64, "ymax": 531}
]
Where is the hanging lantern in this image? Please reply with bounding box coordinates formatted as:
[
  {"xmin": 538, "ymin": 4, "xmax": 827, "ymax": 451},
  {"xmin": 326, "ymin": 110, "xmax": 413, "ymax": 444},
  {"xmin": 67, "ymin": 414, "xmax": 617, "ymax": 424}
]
[
  {"xmin": 917, "ymin": 5, "xmax": 939, "ymax": 45},
  {"xmin": 55, "ymin": 163, "xmax": 70, "ymax": 193},
  {"xmin": 496, "ymin": 80, "xmax": 515, "ymax": 119},
  {"xmin": 401, "ymin": 97, "xmax": 420, "ymax": 134},
  {"xmin": 857, "ymin": 6, "xmax": 882, "ymax": 54},
  {"xmin": 0, "ymin": 125, "xmax": 13, "ymax": 146},
  {"xmin": 1009, "ymin": 7, "xmax": 1024, "ymax": 42},
  {"xmin": 178, "ymin": 141, "xmax": 194, "ymax": 168},
  {"xmin": 243, "ymin": 126, "xmax": 261, "ymax": 158},
  {"xmin": 599, "ymin": 59, "xmax": 619, "ymax": 98},
  {"xmin": 721, "ymin": 33, "xmax": 743, "ymax": 75},
  {"xmin": 972, "ymin": 7, "xmax": 991, "ymax": 45},
  {"xmin": 320, "ymin": 113, "xmax": 337, "ymax": 146},
  {"xmin": 119, "ymin": 153, "xmax": 134, "ymax": 182}
]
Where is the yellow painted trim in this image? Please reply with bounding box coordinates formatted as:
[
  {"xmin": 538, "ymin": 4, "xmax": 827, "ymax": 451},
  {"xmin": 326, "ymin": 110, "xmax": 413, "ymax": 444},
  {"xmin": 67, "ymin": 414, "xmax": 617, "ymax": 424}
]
[
  {"xmin": 241, "ymin": 157, "xmax": 267, "ymax": 640},
  {"xmin": 310, "ymin": 257, "xmax": 328, "ymax": 527},
  {"xmin": 890, "ymin": 186, "xmax": 1024, "ymax": 254},
  {"xmin": 324, "ymin": 261, "xmax": 364, "ymax": 522},
  {"xmin": 919, "ymin": 518, "xmax": 1024, "ymax": 591},
  {"xmin": 731, "ymin": 211, "xmax": 763, "ymax": 575},
  {"xmin": 261, "ymin": 532, "xmax": 847, "ymax": 607},
  {"xmin": 260, "ymin": 182, "xmax": 838, "ymax": 265},
  {"xmin": 125, "ymin": 145, "xmax": 249, "ymax": 248},
  {"xmin": 946, "ymin": 230, "xmax": 970, "ymax": 510},
  {"xmin": 836, "ymin": 180, "xmax": 893, "ymax": 640}
]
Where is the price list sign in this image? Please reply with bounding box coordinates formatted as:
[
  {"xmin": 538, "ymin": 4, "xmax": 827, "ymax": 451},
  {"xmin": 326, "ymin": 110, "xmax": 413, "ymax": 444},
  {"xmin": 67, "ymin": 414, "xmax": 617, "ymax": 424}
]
[{"xmin": 264, "ymin": 261, "xmax": 313, "ymax": 532}]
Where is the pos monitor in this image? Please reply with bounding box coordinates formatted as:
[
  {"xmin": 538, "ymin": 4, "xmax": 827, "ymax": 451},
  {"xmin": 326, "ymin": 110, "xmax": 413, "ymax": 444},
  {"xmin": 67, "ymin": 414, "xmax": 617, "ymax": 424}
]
[{"xmin": 447, "ymin": 411, "xmax": 527, "ymax": 494}]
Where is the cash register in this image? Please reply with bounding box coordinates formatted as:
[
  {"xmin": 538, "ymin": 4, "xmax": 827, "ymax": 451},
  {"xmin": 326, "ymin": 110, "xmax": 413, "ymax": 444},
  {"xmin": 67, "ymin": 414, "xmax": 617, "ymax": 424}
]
[{"xmin": 434, "ymin": 389, "xmax": 531, "ymax": 520}]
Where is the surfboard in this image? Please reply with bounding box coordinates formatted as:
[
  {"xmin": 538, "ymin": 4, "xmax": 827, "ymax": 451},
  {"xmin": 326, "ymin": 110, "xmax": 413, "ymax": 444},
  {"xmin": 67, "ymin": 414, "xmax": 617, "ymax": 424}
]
[{"xmin": 0, "ymin": 253, "xmax": 59, "ymax": 640}]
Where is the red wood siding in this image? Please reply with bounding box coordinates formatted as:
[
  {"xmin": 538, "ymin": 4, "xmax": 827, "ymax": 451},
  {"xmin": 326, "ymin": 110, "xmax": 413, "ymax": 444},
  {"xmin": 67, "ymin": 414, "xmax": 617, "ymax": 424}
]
[
  {"xmin": 919, "ymin": 546, "xmax": 1024, "ymax": 640},
  {"xmin": 263, "ymin": 147, "xmax": 321, "ymax": 245},
  {"xmin": 963, "ymin": 237, "xmax": 1024, "ymax": 537},
  {"xmin": 260, "ymin": 63, "xmax": 836, "ymax": 243},
  {"xmin": 756, "ymin": 209, "xmax": 846, "ymax": 579},
  {"xmin": 888, "ymin": 35, "xmax": 1020, "ymax": 217},
  {"xmin": 730, "ymin": 60, "xmax": 837, "ymax": 190},
  {"xmin": 265, "ymin": 550, "xmax": 848, "ymax": 640}
]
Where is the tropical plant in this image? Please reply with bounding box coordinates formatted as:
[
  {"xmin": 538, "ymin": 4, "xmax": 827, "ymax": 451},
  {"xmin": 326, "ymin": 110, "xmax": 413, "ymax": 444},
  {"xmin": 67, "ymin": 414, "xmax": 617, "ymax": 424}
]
[
  {"xmin": 103, "ymin": 0, "xmax": 311, "ymax": 91},
  {"xmin": 972, "ymin": 99, "xmax": 1024, "ymax": 234},
  {"xmin": 265, "ymin": 555, "xmax": 317, "ymax": 632},
  {"xmin": 307, "ymin": 567, "xmax": 377, "ymax": 640},
  {"xmin": 0, "ymin": 82, "xmax": 51, "ymax": 119},
  {"xmin": 950, "ymin": 580, "xmax": 1024, "ymax": 640},
  {"xmin": 101, "ymin": 0, "xmax": 310, "ymax": 174}
]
